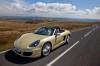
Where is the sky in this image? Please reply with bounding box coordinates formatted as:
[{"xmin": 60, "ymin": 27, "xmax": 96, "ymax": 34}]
[{"xmin": 0, "ymin": 0, "xmax": 100, "ymax": 19}]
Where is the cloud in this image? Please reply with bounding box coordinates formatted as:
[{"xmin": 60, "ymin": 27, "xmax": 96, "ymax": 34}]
[
  {"xmin": 0, "ymin": 1, "xmax": 100, "ymax": 19},
  {"xmin": 92, "ymin": 7, "xmax": 100, "ymax": 15},
  {"xmin": 30, "ymin": 2, "xmax": 76, "ymax": 15}
]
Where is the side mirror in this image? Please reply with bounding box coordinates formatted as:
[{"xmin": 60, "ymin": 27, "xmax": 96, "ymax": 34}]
[{"xmin": 56, "ymin": 33, "xmax": 61, "ymax": 36}]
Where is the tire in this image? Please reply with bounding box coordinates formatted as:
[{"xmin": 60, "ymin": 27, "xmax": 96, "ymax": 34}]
[
  {"xmin": 41, "ymin": 43, "xmax": 51, "ymax": 57},
  {"xmin": 65, "ymin": 35, "xmax": 70, "ymax": 44}
]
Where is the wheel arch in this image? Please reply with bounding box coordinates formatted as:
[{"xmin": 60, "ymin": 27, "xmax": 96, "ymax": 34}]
[
  {"xmin": 44, "ymin": 41, "xmax": 52, "ymax": 50},
  {"xmin": 41, "ymin": 41, "xmax": 52, "ymax": 56}
]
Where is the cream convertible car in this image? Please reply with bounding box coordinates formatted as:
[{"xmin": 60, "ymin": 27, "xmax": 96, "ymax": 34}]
[{"xmin": 13, "ymin": 27, "xmax": 71, "ymax": 58}]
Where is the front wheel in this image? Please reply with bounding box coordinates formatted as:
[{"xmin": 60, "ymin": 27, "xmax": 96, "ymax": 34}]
[
  {"xmin": 65, "ymin": 35, "xmax": 70, "ymax": 44},
  {"xmin": 41, "ymin": 43, "xmax": 51, "ymax": 57}
]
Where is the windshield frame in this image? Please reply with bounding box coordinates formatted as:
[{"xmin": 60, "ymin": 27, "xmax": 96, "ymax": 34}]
[{"xmin": 34, "ymin": 27, "xmax": 55, "ymax": 36}]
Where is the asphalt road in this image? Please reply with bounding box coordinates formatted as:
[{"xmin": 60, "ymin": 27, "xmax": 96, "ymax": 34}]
[{"xmin": 0, "ymin": 25, "xmax": 100, "ymax": 66}]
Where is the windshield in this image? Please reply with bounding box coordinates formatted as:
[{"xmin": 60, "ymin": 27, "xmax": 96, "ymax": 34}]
[{"xmin": 34, "ymin": 27, "xmax": 55, "ymax": 36}]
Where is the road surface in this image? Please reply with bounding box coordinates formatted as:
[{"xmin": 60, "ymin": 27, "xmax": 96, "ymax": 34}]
[{"xmin": 0, "ymin": 25, "xmax": 100, "ymax": 66}]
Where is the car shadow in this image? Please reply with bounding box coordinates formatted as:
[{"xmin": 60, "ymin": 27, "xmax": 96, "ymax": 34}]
[
  {"xmin": 5, "ymin": 50, "xmax": 43, "ymax": 64},
  {"xmin": 4, "ymin": 43, "xmax": 68, "ymax": 64}
]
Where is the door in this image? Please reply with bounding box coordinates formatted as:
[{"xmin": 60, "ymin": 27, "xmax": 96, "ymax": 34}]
[{"xmin": 54, "ymin": 29, "xmax": 64, "ymax": 45}]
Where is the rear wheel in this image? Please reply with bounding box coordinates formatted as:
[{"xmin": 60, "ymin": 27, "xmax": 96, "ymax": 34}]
[
  {"xmin": 41, "ymin": 43, "xmax": 51, "ymax": 57},
  {"xmin": 65, "ymin": 35, "xmax": 70, "ymax": 44}
]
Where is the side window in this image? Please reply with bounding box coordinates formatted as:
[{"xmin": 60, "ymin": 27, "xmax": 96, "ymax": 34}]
[
  {"xmin": 51, "ymin": 28, "xmax": 55, "ymax": 35},
  {"xmin": 47, "ymin": 28, "xmax": 52, "ymax": 35},
  {"xmin": 47, "ymin": 28, "xmax": 55, "ymax": 35}
]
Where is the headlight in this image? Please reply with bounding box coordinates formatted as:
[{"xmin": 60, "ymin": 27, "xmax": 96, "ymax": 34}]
[{"xmin": 29, "ymin": 40, "xmax": 40, "ymax": 47}]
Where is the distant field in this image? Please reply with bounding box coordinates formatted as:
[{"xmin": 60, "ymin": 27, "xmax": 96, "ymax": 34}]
[{"xmin": 0, "ymin": 19, "xmax": 99, "ymax": 51}]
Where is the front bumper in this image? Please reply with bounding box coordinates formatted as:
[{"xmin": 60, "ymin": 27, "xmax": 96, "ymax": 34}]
[{"xmin": 13, "ymin": 47, "xmax": 41, "ymax": 58}]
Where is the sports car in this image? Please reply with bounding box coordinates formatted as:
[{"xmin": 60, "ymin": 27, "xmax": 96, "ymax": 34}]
[{"xmin": 13, "ymin": 26, "xmax": 71, "ymax": 58}]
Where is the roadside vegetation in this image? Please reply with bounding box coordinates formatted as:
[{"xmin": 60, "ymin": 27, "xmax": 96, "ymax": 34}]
[{"xmin": 0, "ymin": 19, "xmax": 99, "ymax": 51}]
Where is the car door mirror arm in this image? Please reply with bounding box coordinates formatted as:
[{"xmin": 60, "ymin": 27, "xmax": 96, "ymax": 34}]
[{"xmin": 55, "ymin": 33, "xmax": 61, "ymax": 36}]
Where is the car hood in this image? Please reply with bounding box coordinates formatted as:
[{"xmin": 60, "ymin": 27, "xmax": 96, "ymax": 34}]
[{"xmin": 14, "ymin": 33, "xmax": 48, "ymax": 49}]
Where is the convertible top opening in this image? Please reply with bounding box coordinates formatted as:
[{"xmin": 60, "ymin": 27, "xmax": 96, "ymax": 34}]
[{"xmin": 34, "ymin": 26, "xmax": 65, "ymax": 36}]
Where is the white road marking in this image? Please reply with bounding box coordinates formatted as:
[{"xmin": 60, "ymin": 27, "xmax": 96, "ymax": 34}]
[
  {"xmin": 84, "ymin": 31, "xmax": 92, "ymax": 37},
  {"xmin": 46, "ymin": 41, "xmax": 80, "ymax": 66},
  {"xmin": 0, "ymin": 49, "xmax": 11, "ymax": 54},
  {"xmin": 93, "ymin": 28, "xmax": 96, "ymax": 30},
  {"xmin": 93, "ymin": 25, "xmax": 99, "ymax": 31},
  {"xmin": 72, "ymin": 26, "xmax": 91, "ymax": 33},
  {"xmin": 93, "ymin": 27, "xmax": 97, "ymax": 30}
]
